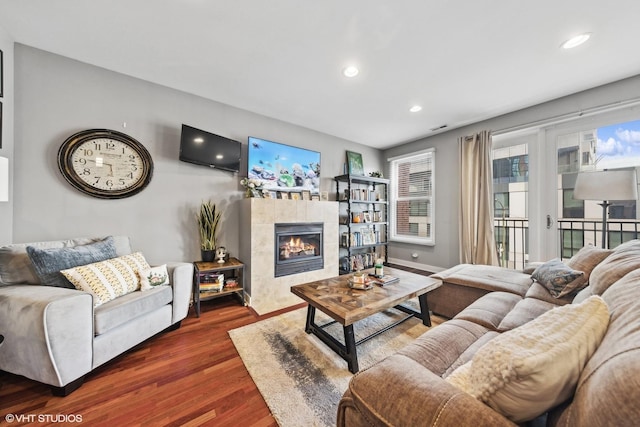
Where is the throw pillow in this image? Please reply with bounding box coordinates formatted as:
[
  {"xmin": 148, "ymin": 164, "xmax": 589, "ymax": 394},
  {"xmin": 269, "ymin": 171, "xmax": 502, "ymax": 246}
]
[
  {"xmin": 139, "ymin": 264, "xmax": 170, "ymax": 291},
  {"xmin": 531, "ymin": 258, "xmax": 586, "ymax": 298},
  {"xmin": 25, "ymin": 236, "xmax": 117, "ymax": 288},
  {"xmin": 61, "ymin": 252, "xmax": 150, "ymax": 306},
  {"xmin": 445, "ymin": 295, "xmax": 610, "ymax": 423}
]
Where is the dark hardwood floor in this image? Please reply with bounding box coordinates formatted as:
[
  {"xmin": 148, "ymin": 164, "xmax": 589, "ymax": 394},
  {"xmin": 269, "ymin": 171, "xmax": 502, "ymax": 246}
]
[
  {"xmin": 1, "ymin": 265, "xmax": 435, "ymax": 426},
  {"xmin": 0, "ymin": 297, "xmax": 302, "ymax": 427}
]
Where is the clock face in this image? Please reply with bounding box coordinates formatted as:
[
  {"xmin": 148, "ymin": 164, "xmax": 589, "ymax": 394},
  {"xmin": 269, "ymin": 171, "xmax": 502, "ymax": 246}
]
[{"xmin": 58, "ymin": 129, "xmax": 154, "ymax": 199}]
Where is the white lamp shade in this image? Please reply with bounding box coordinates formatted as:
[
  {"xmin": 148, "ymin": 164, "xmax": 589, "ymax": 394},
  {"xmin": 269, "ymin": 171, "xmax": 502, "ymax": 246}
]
[
  {"xmin": 573, "ymin": 170, "xmax": 638, "ymax": 201},
  {"xmin": 0, "ymin": 157, "xmax": 8, "ymax": 202}
]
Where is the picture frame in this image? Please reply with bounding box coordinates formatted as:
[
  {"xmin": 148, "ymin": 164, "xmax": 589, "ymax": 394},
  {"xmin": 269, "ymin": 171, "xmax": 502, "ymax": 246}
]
[
  {"xmin": 362, "ymin": 229, "xmax": 376, "ymax": 245},
  {"xmin": 0, "ymin": 50, "xmax": 3, "ymax": 98},
  {"xmin": 311, "ymin": 194, "xmax": 320, "ymax": 201},
  {"xmin": 320, "ymin": 191, "xmax": 329, "ymax": 201},
  {"xmin": 291, "ymin": 192, "xmax": 301, "ymax": 201},
  {"xmin": 362, "ymin": 211, "xmax": 372, "ymax": 223},
  {"xmin": 301, "ymin": 190, "xmax": 311, "ymax": 200},
  {"xmin": 278, "ymin": 191, "xmax": 289, "ymax": 199},
  {"xmin": 346, "ymin": 151, "xmax": 364, "ymax": 176}
]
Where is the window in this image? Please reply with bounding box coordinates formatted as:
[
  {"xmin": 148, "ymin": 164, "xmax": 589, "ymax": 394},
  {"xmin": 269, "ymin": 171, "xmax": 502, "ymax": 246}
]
[
  {"xmin": 557, "ymin": 119, "xmax": 640, "ymax": 252},
  {"xmin": 389, "ymin": 148, "xmax": 435, "ymax": 245}
]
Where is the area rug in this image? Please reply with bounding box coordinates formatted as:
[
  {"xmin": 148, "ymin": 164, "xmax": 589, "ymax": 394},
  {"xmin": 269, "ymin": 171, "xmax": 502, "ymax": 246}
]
[{"xmin": 229, "ymin": 302, "xmax": 432, "ymax": 427}]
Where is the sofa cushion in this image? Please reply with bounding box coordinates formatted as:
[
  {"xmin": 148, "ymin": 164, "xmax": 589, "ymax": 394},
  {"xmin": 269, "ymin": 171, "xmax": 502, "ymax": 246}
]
[
  {"xmin": 94, "ymin": 285, "xmax": 173, "ymax": 335},
  {"xmin": 25, "ymin": 237, "xmax": 118, "ymax": 288},
  {"xmin": 497, "ymin": 295, "xmax": 561, "ymax": 332},
  {"xmin": 446, "ymin": 295, "xmax": 610, "ymax": 423},
  {"xmin": 524, "ymin": 281, "xmax": 574, "ymax": 306},
  {"xmin": 454, "ymin": 291, "xmax": 522, "ymax": 331},
  {"xmin": 397, "ymin": 319, "xmax": 496, "ymax": 377},
  {"xmin": 139, "ymin": 264, "xmax": 170, "ymax": 291},
  {"xmin": 575, "ymin": 239, "xmax": 640, "ymax": 303},
  {"xmin": 531, "ymin": 258, "xmax": 586, "ymax": 298},
  {"xmin": 554, "ymin": 269, "xmax": 640, "ymax": 426},
  {"xmin": 0, "ymin": 236, "xmax": 131, "ymax": 286},
  {"xmin": 61, "ymin": 252, "xmax": 150, "ymax": 306},
  {"xmin": 431, "ymin": 264, "xmax": 532, "ymax": 296},
  {"xmin": 565, "ymin": 244, "xmax": 612, "ymax": 283}
]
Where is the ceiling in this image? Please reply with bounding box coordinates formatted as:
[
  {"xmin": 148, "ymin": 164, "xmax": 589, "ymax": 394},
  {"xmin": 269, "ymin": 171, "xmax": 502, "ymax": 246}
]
[{"xmin": 1, "ymin": 1, "xmax": 640, "ymax": 149}]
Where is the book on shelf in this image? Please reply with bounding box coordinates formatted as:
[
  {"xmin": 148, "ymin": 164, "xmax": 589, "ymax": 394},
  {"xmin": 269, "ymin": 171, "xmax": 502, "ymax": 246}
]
[
  {"xmin": 368, "ymin": 274, "xmax": 399, "ymax": 286},
  {"xmin": 200, "ymin": 283, "xmax": 223, "ymax": 292}
]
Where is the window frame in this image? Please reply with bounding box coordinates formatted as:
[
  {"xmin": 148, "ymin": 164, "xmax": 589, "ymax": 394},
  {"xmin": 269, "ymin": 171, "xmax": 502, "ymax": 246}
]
[{"xmin": 388, "ymin": 148, "xmax": 436, "ymax": 246}]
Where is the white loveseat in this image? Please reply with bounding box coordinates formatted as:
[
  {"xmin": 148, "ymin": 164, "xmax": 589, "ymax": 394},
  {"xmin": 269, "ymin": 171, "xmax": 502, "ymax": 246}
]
[{"xmin": 0, "ymin": 236, "xmax": 193, "ymax": 395}]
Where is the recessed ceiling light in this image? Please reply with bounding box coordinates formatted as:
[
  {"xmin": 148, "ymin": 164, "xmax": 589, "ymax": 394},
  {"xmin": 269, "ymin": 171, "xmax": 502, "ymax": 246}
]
[
  {"xmin": 561, "ymin": 33, "xmax": 591, "ymax": 49},
  {"xmin": 409, "ymin": 105, "xmax": 422, "ymax": 113},
  {"xmin": 343, "ymin": 66, "xmax": 359, "ymax": 78}
]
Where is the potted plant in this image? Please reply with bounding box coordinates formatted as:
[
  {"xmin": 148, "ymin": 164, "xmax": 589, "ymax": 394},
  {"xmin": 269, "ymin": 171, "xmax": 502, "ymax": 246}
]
[{"xmin": 197, "ymin": 200, "xmax": 222, "ymax": 262}]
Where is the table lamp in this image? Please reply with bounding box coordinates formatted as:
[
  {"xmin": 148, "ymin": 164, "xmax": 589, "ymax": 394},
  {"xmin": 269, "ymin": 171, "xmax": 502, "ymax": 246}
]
[{"xmin": 573, "ymin": 169, "xmax": 638, "ymax": 248}]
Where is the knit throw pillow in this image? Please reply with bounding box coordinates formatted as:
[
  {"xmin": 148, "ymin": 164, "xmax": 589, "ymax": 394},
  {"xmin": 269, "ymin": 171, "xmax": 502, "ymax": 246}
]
[
  {"xmin": 61, "ymin": 252, "xmax": 150, "ymax": 306},
  {"xmin": 446, "ymin": 295, "xmax": 610, "ymax": 423}
]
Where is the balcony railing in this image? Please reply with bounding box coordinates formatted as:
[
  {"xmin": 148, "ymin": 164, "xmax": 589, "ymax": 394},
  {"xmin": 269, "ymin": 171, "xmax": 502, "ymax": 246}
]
[
  {"xmin": 493, "ymin": 218, "xmax": 528, "ymax": 269},
  {"xmin": 557, "ymin": 219, "xmax": 640, "ymax": 259},
  {"xmin": 493, "ymin": 217, "xmax": 640, "ymax": 270}
]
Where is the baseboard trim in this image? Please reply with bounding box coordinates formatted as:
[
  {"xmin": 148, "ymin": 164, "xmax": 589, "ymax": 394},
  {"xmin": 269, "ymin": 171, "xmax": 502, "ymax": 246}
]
[{"xmin": 387, "ymin": 257, "xmax": 446, "ymax": 274}]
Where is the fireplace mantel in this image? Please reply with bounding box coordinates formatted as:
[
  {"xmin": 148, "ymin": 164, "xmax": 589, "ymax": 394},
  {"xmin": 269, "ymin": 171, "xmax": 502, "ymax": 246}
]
[{"xmin": 239, "ymin": 198, "xmax": 339, "ymax": 315}]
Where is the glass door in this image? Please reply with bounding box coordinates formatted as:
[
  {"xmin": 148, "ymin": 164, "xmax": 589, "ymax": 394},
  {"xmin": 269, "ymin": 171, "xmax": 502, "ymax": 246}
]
[
  {"xmin": 495, "ymin": 109, "xmax": 640, "ymax": 268},
  {"xmin": 546, "ymin": 115, "xmax": 640, "ymax": 257},
  {"xmin": 492, "ymin": 132, "xmax": 535, "ymax": 268}
]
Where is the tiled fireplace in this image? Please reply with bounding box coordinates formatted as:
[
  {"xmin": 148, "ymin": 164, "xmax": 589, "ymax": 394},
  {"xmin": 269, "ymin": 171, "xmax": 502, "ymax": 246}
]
[
  {"xmin": 239, "ymin": 198, "xmax": 338, "ymax": 315},
  {"xmin": 274, "ymin": 222, "xmax": 324, "ymax": 277}
]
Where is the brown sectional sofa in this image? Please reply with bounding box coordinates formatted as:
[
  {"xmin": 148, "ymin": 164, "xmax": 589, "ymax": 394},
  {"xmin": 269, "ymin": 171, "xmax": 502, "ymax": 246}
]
[{"xmin": 337, "ymin": 241, "xmax": 640, "ymax": 426}]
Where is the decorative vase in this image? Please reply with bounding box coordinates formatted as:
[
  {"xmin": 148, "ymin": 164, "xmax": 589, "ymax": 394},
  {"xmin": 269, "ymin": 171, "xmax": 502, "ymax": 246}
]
[{"xmin": 201, "ymin": 250, "xmax": 215, "ymax": 262}]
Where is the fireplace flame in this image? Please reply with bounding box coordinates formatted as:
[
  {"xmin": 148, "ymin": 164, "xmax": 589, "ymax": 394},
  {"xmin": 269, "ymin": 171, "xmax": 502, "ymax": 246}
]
[{"xmin": 280, "ymin": 235, "xmax": 317, "ymax": 259}]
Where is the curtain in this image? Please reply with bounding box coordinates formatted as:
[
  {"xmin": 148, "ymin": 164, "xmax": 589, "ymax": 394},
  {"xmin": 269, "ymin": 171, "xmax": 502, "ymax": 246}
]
[{"xmin": 459, "ymin": 130, "xmax": 499, "ymax": 265}]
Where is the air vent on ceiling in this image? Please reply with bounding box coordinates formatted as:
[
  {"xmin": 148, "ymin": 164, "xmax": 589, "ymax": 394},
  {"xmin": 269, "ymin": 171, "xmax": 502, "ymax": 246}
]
[{"xmin": 430, "ymin": 124, "xmax": 448, "ymax": 132}]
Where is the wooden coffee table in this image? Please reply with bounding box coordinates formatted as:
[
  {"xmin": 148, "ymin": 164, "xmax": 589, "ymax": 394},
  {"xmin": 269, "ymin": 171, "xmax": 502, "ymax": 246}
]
[{"xmin": 290, "ymin": 267, "xmax": 442, "ymax": 373}]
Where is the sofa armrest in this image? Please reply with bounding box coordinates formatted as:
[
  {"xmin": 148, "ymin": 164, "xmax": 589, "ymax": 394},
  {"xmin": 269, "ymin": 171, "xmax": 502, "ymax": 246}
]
[
  {"xmin": 166, "ymin": 262, "xmax": 193, "ymax": 323},
  {"xmin": 338, "ymin": 354, "xmax": 516, "ymax": 427},
  {"xmin": 0, "ymin": 285, "xmax": 93, "ymax": 388}
]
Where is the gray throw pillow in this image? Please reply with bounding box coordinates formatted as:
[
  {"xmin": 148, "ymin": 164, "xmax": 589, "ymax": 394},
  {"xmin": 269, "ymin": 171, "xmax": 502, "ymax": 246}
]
[
  {"xmin": 531, "ymin": 258, "xmax": 586, "ymax": 298},
  {"xmin": 26, "ymin": 236, "xmax": 118, "ymax": 288}
]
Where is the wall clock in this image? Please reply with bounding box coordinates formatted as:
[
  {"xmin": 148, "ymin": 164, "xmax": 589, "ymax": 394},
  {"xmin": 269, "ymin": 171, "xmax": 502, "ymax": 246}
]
[{"xmin": 58, "ymin": 128, "xmax": 154, "ymax": 199}]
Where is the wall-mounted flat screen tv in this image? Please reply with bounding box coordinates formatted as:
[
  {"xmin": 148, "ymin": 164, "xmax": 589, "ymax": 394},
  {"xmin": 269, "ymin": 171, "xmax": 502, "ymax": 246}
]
[
  {"xmin": 179, "ymin": 124, "xmax": 241, "ymax": 173},
  {"xmin": 248, "ymin": 136, "xmax": 320, "ymax": 193}
]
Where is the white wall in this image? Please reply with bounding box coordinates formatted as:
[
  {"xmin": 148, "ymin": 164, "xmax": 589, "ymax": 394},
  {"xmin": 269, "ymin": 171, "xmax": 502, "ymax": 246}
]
[
  {"xmin": 384, "ymin": 74, "xmax": 640, "ymax": 270},
  {"xmin": 0, "ymin": 26, "xmax": 14, "ymax": 245},
  {"xmin": 12, "ymin": 44, "xmax": 383, "ymax": 264}
]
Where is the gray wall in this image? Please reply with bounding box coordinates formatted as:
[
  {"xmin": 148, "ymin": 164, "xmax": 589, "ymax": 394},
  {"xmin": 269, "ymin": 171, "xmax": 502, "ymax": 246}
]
[
  {"xmin": 10, "ymin": 44, "xmax": 382, "ymax": 264},
  {"xmin": 0, "ymin": 28, "xmax": 14, "ymax": 246},
  {"xmin": 384, "ymin": 73, "xmax": 640, "ymax": 271},
  {"xmin": 7, "ymin": 41, "xmax": 640, "ymax": 270}
]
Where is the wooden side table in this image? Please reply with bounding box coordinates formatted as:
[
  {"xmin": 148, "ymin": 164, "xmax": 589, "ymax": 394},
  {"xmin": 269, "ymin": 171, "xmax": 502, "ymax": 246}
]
[{"xmin": 193, "ymin": 257, "xmax": 245, "ymax": 317}]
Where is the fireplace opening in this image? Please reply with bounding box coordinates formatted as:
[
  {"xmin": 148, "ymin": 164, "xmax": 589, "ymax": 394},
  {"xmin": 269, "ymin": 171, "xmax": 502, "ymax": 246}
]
[{"xmin": 275, "ymin": 223, "xmax": 323, "ymax": 277}]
